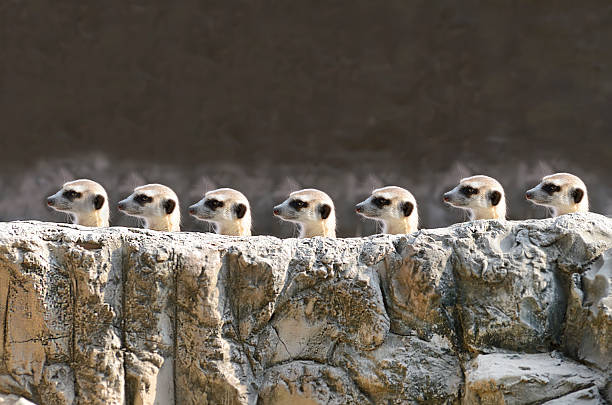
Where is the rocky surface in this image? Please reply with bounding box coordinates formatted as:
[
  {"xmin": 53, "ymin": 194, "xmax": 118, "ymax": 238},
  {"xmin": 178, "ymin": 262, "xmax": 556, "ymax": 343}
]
[{"xmin": 0, "ymin": 213, "xmax": 611, "ymax": 404}]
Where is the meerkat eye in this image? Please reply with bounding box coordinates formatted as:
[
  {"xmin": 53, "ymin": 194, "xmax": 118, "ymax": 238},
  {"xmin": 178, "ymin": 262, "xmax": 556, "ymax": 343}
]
[
  {"xmin": 62, "ymin": 190, "xmax": 82, "ymax": 201},
  {"xmin": 289, "ymin": 199, "xmax": 308, "ymax": 210},
  {"xmin": 460, "ymin": 186, "xmax": 479, "ymax": 196},
  {"xmin": 134, "ymin": 194, "xmax": 153, "ymax": 205},
  {"xmin": 372, "ymin": 197, "xmax": 391, "ymax": 208},
  {"xmin": 542, "ymin": 183, "xmax": 561, "ymax": 195},
  {"xmin": 205, "ymin": 199, "xmax": 224, "ymax": 210}
]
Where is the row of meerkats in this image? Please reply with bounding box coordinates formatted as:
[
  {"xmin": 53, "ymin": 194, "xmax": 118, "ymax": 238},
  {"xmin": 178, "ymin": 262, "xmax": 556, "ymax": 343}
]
[{"xmin": 46, "ymin": 172, "xmax": 589, "ymax": 236}]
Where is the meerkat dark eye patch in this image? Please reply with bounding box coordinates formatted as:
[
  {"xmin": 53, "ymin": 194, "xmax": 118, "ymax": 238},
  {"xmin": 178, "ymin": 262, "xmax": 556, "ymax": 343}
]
[
  {"xmin": 289, "ymin": 199, "xmax": 308, "ymax": 210},
  {"xmin": 372, "ymin": 197, "xmax": 391, "ymax": 208},
  {"xmin": 62, "ymin": 190, "xmax": 82, "ymax": 201},
  {"xmin": 401, "ymin": 201, "xmax": 414, "ymax": 217},
  {"xmin": 319, "ymin": 204, "xmax": 331, "ymax": 219},
  {"xmin": 205, "ymin": 199, "xmax": 224, "ymax": 210},
  {"xmin": 134, "ymin": 194, "xmax": 153, "ymax": 205},
  {"xmin": 93, "ymin": 194, "xmax": 105, "ymax": 210},
  {"xmin": 542, "ymin": 183, "xmax": 561, "ymax": 195},
  {"xmin": 460, "ymin": 186, "xmax": 479, "ymax": 196},
  {"xmin": 572, "ymin": 188, "xmax": 584, "ymax": 204},
  {"xmin": 489, "ymin": 190, "xmax": 502, "ymax": 206},
  {"xmin": 234, "ymin": 203, "xmax": 247, "ymax": 219},
  {"xmin": 163, "ymin": 199, "xmax": 176, "ymax": 214}
]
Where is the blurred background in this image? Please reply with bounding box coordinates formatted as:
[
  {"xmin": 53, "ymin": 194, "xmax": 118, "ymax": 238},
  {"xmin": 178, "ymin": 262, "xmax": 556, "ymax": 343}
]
[{"xmin": 0, "ymin": 1, "xmax": 610, "ymax": 237}]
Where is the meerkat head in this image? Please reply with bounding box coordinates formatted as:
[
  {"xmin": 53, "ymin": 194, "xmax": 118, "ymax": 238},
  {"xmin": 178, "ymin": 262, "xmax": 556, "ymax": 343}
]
[
  {"xmin": 46, "ymin": 179, "xmax": 109, "ymax": 227},
  {"xmin": 273, "ymin": 188, "xmax": 336, "ymax": 238},
  {"xmin": 525, "ymin": 173, "xmax": 588, "ymax": 217},
  {"xmin": 443, "ymin": 175, "xmax": 506, "ymax": 220},
  {"xmin": 117, "ymin": 184, "xmax": 180, "ymax": 232},
  {"xmin": 188, "ymin": 188, "xmax": 252, "ymax": 236},
  {"xmin": 355, "ymin": 186, "xmax": 418, "ymax": 235}
]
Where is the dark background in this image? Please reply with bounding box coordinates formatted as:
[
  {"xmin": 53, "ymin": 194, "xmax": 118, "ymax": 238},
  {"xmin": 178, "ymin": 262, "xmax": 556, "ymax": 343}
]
[{"xmin": 1, "ymin": 1, "xmax": 610, "ymax": 237}]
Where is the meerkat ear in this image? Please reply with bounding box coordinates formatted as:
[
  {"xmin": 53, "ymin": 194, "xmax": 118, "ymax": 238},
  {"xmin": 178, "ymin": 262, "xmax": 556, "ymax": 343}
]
[
  {"xmin": 164, "ymin": 199, "xmax": 176, "ymax": 215},
  {"xmin": 489, "ymin": 190, "xmax": 502, "ymax": 206},
  {"xmin": 93, "ymin": 195, "xmax": 105, "ymax": 210},
  {"xmin": 401, "ymin": 201, "xmax": 414, "ymax": 217},
  {"xmin": 319, "ymin": 204, "xmax": 332, "ymax": 220},
  {"xmin": 234, "ymin": 203, "xmax": 247, "ymax": 219},
  {"xmin": 572, "ymin": 188, "xmax": 584, "ymax": 204}
]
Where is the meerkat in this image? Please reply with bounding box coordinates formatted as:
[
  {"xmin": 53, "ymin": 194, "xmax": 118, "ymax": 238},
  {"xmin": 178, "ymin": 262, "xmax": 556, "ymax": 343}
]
[
  {"xmin": 46, "ymin": 179, "xmax": 110, "ymax": 227},
  {"xmin": 525, "ymin": 173, "xmax": 588, "ymax": 217},
  {"xmin": 355, "ymin": 186, "xmax": 418, "ymax": 234},
  {"xmin": 443, "ymin": 175, "xmax": 506, "ymax": 220},
  {"xmin": 273, "ymin": 188, "xmax": 336, "ymax": 238},
  {"xmin": 117, "ymin": 184, "xmax": 180, "ymax": 231},
  {"xmin": 188, "ymin": 188, "xmax": 252, "ymax": 236}
]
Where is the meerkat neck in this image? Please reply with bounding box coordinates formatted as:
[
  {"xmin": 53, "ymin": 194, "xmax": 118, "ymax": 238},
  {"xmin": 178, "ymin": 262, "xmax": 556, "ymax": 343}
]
[
  {"xmin": 553, "ymin": 203, "xmax": 588, "ymax": 217},
  {"xmin": 74, "ymin": 211, "xmax": 109, "ymax": 227},
  {"xmin": 470, "ymin": 205, "xmax": 505, "ymax": 220},
  {"xmin": 217, "ymin": 221, "xmax": 251, "ymax": 236},
  {"xmin": 146, "ymin": 216, "xmax": 180, "ymax": 232},
  {"xmin": 299, "ymin": 221, "xmax": 336, "ymax": 238},
  {"xmin": 383, "ymin": 218, "xmax": 416, "ymax": 235}
]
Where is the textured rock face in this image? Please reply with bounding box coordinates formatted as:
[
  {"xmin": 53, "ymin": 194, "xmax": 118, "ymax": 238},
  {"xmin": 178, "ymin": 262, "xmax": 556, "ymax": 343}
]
[{"xmin": 0, "ymin": 213, "xmax": 611, "ymax": 404}]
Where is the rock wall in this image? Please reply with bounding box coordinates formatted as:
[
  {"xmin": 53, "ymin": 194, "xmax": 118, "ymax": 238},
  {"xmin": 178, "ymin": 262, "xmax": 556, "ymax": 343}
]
[{"xmin": 0, "ymin": 214, "xmax": 611, "ymax": 404}]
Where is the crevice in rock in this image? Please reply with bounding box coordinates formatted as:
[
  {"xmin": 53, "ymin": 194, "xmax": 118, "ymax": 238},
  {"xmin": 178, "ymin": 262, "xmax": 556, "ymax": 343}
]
[
  {"xmin": 266, "ymin": 357, "xmax": 336, "ymax": 370},
  {"xmin": 2, "ymin": 280, "xmax": 10, "ymax": 358},
  {"xmin": 223, "ymin": 252, "xmax": 261, "ymax": 386},
  {"xmin": 10, "ymin": 335, "xmax": 70, "ymax": 344},
  {"xmin": 448, "ymin": 245, "xmax": 470, "ymax": 357},
  {"xmin": 376, "ymin": 264, "xmax": 392, "ymax": 324},
  {"xmin": 119, "ymin": 239, "xmax": 129, "ymax": 405},
  {"xmin": 271, "ymin": 325, "xmax": 291, "ymax": 359},
  {"xmin": 551, "ymin": 267, "xmax": 571, "ymax": 350},
  {"xmin": 70, "ymin": 261, "xmax": 79, "ymax": 401},
  {"xmin": 172, "ymin": 251, "xmax": 179, "ymax": 404}
]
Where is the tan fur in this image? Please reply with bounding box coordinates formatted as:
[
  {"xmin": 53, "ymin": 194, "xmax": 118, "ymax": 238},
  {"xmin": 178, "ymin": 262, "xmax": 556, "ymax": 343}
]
[
  {"xmin": 356, "ymin": 186, "xmax": 419, "ymax": 234},
  {"xmin": 443, "ymin": 175, "xmax": 507, "ymax": 220},
  {"xmin": 526, "ymin": 173, "xmax": 589, "ymax": 217},
  {"xmin": 47, "ymin": 179, "xmax": 109, "ymax": 227},
  {"xmin": 189, "ymin": 188, "xmax": 252, "ymax": 236},
  {"xmin": 118, "ymin": 184, "xmax": 181, "ymax": 231},
  {"xmin": 273, "ymin": 188, "xmax": 336, "ymax": 238}
]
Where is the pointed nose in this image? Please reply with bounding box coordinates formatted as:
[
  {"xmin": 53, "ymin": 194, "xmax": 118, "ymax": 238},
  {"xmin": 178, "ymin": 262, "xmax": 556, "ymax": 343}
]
[
  {"xmin": 273, "ymin": 207, "xmax": 281, "ymax": 216},
  {"xmin": 117, "ymin": 202, "xmax": 126, "ymax": 211},
  {"xmin": 525, "ymin": 191, "xmax": 534, "ymax": 200},
  {"xmin": 355, "ymin": 205, "xmax": 363, "ymax": 213},
  {"xmin": 46, "ymin": 197, "xmax": 54, "ymax": 206},
  {"xmin": 443, "ymin": 193, "xmax": 451, "ymax": 202},
  {"xmin": 188, "ymin": 206, "xmax": 197, "ymax": 215}
]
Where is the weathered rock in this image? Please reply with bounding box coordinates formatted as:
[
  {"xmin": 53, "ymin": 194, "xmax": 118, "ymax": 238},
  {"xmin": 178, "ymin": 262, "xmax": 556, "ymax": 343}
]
[
  {"xmin": 463, "ymin": 352, "xmax": 607, "ymax": 405},
  {"xmin": 541, "ymin": 386, "xmax": 606, "ymax": 405},
  {"xmin": 333, "ymin": 333, "xmax": 462, "ymax": 404},
  {"xmin": 0, "ymin": 394, "xmax": 36, "ymax": 405},
  {"xmin": 0, "ymin": 214, "xmax": 610, "ymax": 404},
  {"xmin": 377, "ymin": 232, "xmax": 456, "ymax": 345},
  {"xmin": 564, "ymin": 247, "xmax": 612, "ymax": 375},
  {"xmin": 451, "ymin": 215, "xmax": 612, "ymax": 354},
  {"xmin": 258, "ymin": 361, "xmax": 368, "ymax": 405}
]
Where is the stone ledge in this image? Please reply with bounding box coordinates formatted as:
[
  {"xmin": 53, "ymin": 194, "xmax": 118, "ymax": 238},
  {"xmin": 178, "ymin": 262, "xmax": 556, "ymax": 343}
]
[{"xmin": 0, "ymin": 214, "xmax": 610, "ymax": 404}]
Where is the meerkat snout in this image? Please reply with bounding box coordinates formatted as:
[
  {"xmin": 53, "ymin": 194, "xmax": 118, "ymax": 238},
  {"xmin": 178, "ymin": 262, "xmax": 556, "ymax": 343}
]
[
  {"xmin": 273, "ymin": 188, "xmax": 336, "ymax": 238},
  {"xmin": 525, "ymin": 172, "xmax": 588, "ymax": 217},
  {"xmin": 46, "ymin": 179, "xmax": 109, "ymax": 227},
  {"xmin": 355, "ymin": 186, "xmax": 419, "ymax": 235},
  {"xmin": 118, "ymin": 184, "xmax": 180, "ymax": 231},
  {"xmin": 189, "ymin": 188, "xmax": 252, "ymax": 236},
  {"xmin": 443, "ymin": 175, "xmax": 506, "ymax": 221}
]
